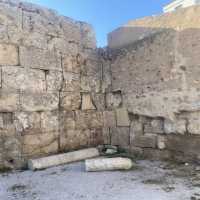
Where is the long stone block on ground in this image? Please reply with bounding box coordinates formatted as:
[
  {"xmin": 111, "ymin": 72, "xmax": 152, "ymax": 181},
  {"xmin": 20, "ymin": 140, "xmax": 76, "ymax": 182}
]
[{"xmin": 28, "ymin": 148, "xmax": 100, "ymax": 170}]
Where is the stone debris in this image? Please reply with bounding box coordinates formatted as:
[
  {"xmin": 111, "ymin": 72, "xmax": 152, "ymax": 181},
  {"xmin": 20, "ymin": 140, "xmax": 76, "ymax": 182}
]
[
  {"xmin": 85, "ymin": 157, "xmax": 133, "ymax": 172},
  {"xmin": 28, "ymin": 148, "xmax": 99, "ymax": 170}
]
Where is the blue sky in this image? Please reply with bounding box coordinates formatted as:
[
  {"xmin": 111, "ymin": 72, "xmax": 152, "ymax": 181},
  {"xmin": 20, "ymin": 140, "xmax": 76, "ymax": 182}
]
[{"xmin": 26, "ymin": 0, "xmax": 171, "ymax": 47}]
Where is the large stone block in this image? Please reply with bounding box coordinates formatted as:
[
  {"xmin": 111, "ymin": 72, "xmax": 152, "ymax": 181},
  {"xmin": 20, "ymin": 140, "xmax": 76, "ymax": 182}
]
[
  {"xmin": 0, "ymin": 44, "xmax": 19, "ymax": 65},
  {"xmin": 60, "ymin": 92, "xmax": 81, "ymax": 111},
  {"xmin": 130, "ymin": 120, "xmax": 143, "ymax": 145},
  {"xmin": 106, "ymin": 92, "xmax": 122, "ymax": 109},
  {"xmin": 164, "ymin": 118, "xmax": 186, "ymax": 134},
  {"xmin": 20, "ymin": 46, "xmax": 61, "ymax": 71},
  {"xmin": 133, "ymin": 135, "xmax": 157, "ymax": 148},
  {"xmin": 20, "ymin": 92, "xmax": 59, "ymax": 112},
  {"xmin": 2, "ymin": 66, "xmax": 46, "ymax": 92},
  {"xmin": 22, "ymin": 132, "xmax": 59, "ymax": 156},
  {"xmin": 116, "ymin": 108, "xmax": 130, "ymax": 127},
  {"xmin": 14, "ymin": 112, "xmax": 41, "ymax": 135},
  {"xmin": 144, "ymin": 119, "xmax": 164, "ymax": 134},
  {"xmin": 46, "ymin": 70, "xmax": 63, "ymax": 91},
  {"xmin": 0, "ymin": 91, "xmax": 19, "ymax": 112},
  {"xmin": 81, "ymin": 93, "xmax": 96, "ymax": 110},
  {"xmin": 59, "ymin": 111, "xmax": 76, "ymax": 130},
  {"xmin": 110, "ymin": 127, "xmax": 130, "ymax": 147},
  {"xmin": 62, "ymin": 72, "xmax": 80, "ymax": 92},
  {"xmin": 103, "ymin": 111, "xmax": 116, "ymax": 128}
]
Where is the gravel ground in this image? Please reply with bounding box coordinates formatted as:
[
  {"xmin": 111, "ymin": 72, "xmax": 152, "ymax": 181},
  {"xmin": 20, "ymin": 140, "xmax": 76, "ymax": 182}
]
[{"xmin": 0, "ymin": 160, "xmax": 200, "ymax": 200}]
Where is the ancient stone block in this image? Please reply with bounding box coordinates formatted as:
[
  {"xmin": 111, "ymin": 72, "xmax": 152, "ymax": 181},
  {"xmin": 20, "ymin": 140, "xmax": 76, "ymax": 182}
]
[
  {"xmin": 157, "ymin": 135, "xmax": 166, "ymax": 150},
  {"xmin": 22, "ymin": 132, "xmax": 59, "ymax": 156},
  {"xmin": 14, "ymin": 112, "xmax": 41, "ymax": 134},
  {"xmin": 164, "ymin": 118, "xmax": 186, "ymax": 134},
  {"xmin": 130, "ymin": 120, "xmax": 143, "ymax": 145},
  {"xmin": 80, "ymin": 75, "xmax": 101, "ymax": 93},
  {"xmin": 46, "ymin": 70, "xmax": 63, "ymax": 91},
  {"xmin": 133, "ymin": 135, "xmax": 157, "ymax": 148},
  {"xmin": 75, "ymin": 111, "xmax": 103, "ymax": 129},
  {"xmin": 0, "ymin": 92, "xmax": 19, "ymax": 112},
  {"xmin": 20, "ymin": 46, "xmax": 61, "ymax": 71},
  {"xmin": 103, "ymin": 111, "xmax": 116, "ymax": 128},
  {"xmin": 116, "ymin": 108, "xmax": 130, "ymax": 127},
  {"xmin": 59, "ymin": 111, "xmax": 76, "ymax": 130},
  {"xmin": 188, "ymin": 118, "xmax": 200, "ymax": 135},
  {"xmin": 62, "ymin": 72, "xmax": 80, "ymax": 92},
  {"xmin": 62, "ymin": 54, "xmax": 82, "ymax": 74},
  {"xmin": 60, "ymin": 92, "xmax": 81, "ymax": 111},
  {"xmin": 106, "ymin": 92, "xmax": 122, "ymax": 109},
  {"xmin": 20, "ymin": 92, "xmax": 59, "ymax": 112},
  {"xmin": 144, "ymin": 119, "xmax": 164, "ymax": 134},
  {"xmin": 102, "ymin": 127, "xmax": 111, "ymax": 144},
  {"xmin": 0, "ymin": 44, "xmax": 19, "ymax": 65},
  {"xmin": 91, "ymin": 93, "xmax": 105, "ymax": 111},
  {"xmin": 90, "ymin": 128, "xmax": 103, "ymax": 146},
  {"xmin": 110, "ymin": 127, "xmax": 130, "ymax": 147},
  {"xmin": 81, "ymin": 93, "xmax": 96, "ymax": 110},
  {"xmin": 41, "ymin": 111, "xmax": 59, "ymax": 132},
  {"xmin": 2, "ymin": 66, "xmax": 46, "ymax": 92}
]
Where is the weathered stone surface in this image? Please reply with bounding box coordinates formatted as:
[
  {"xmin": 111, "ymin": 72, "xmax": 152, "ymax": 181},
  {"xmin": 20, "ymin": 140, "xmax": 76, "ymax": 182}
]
[
  {"xmin": 106, "ymin": 92, "xmax": 122, "ymax": 109},
  {"xmin": 81, "ymin": 93, "xmax": 96, "ymax": 110},
  {"xmin": 116, "ymin": 108, "xmax": 130, "ymax": 127},
  {"xmin": 144, "ymin": 119, "xmax": 164, "ymax": 134},
  {"xmin": 110, "ymin": 127, "xmax": 130, "ymax": 147},
  {"xmin": 164, "ymin": 118, "xmax": 186, "ymax": 134},
  {"xmin": 2, "ymin": 66, "xmax": 46, "ymax": 92},
  {"xmin": 20, "ymin": 92, "xmax": 59, "ymax": 112},
  {"xmin": 103, "ymin": 111, "xmax": 116, "ymax": 128},
  {"xmin": 130, "ymin": 120, "xmax": 143, "ymax": 145},
  {"xmin": 157, "ymin": 135, "xmax": 166, "ymax": 150},
  {"xmin": 60, "ymin": 92, "xmax": 81, "ymax": 111},
  {"xmin": 0, "ymin": 92, "xmax": 19, "ymax": 112},
  {"xmin": 20, "ymin": 46, "xmax": 61, "ymax": 71},
  {"xmin": 0, "ymin": 44, "xmax": 18, "ymax": 65},
  {"xmin": 28, "ymin": 148, "xmax": 99, "ymax": 170},
  {"xmin": 46, "ymin": 70, "xmax": 63, "ymax": 91},
  {"xmin": 133, "ymin": 135, "xmax": 157, "ymax": 148},
  {"xmin": 62, "ymin": 72, "xmax": 80, "ymax": 92},
  {"xmin": 85, "ymin": 157, "xmax": 133, "ymax": 172}
]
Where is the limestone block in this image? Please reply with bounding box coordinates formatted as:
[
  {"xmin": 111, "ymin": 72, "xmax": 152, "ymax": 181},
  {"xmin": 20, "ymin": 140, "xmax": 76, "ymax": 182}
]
[
  {"xmin": 110, "ymin": 127, "xmax": 130, "ymax": 147},
  {"xmin": 102, "ymin": 61, "xmax": 112, "ymax": 93},
  {"xmin": 80, "ymin": 75, "xmax": 101, "ymax": 93},
  {"xmin": 106, "ymin": 92, "xmax": 122, "ymax": 109},
  {"xmin": 130, "ymin": 120, "xmax": 143, "ymax": 145},
  {"xmin": 144, "ymin": 119, "xmax": 164, "ymax": 134},
  {"xmin": 81, "ymin": 59, "xmax": 101, "ymax": 76},
  {"xmin": 0, "ymin": 44, "xmax": 18, "ymax": 65},
  {"xmin": 20, "ymin": 46, "xmax": 61, "ymax": 71},
  {"xmin": 102, "ymin": 127, "xmax": 111, "ymax": 144},
  {"xmin": 20, "ymin": 92, "xmax": 59, "ymax": 112},
  {"xmin": 62, "ymin": 72, "xmax": 80, "ymax": 92},
  {"xmin": 41, "ymin": 111, "xmax": 59, "ymax": 132},
  {"xmin": 2, "ymin": 66, "xmax": 46, "ymax": 92},
  {"xmin": 157, "ymin": 135, "xmax": 166, "ymax": 150},
  {"xmin": 75, "ymin": 111, "xmax": 103, "ymax": 129},
  {"xmin": 59, "ymin": 111, "xmax": 75, "ymax": 130},
  {"xmin": 103, "ymin": 111, "xmax": 116, "ymax": 127},
  {"xmin": 116, "ymin": 108, "xmax": 130, "ymax": 127},
  {"xmin": 22, "ymin": 132, "xmax": 59, "ymax": 156},
  {"xmin": 85, "ymin": 157, "xmax": 133, "ymax": 172},
  {"xmin": 81, "ymin": 93, "xmax": 96, "ymax": 110},
  {"xmin": 14, "ymin": 112, "xmax": 41, "ymax": 134},
  {"xmin": 62, "ymin": 54, "xmax": 81, "ymax": 74},
  {"xmin": 164, "ymin": 118, "xmax": 186, "ymax": 134},
  {"xmin": 188, "ymin": 118, "xmax": 200, "ymax": 135},
  {"xmin": 60, "ymin": 129, "xmax": 92, "ymax": 151},
  {"xmin": 28, "ymin": 148, "xmax": 100, "ymax": 170},
  {"xmin": 60, "ymin": 92, "xmax": 81, "ymax": 111},
  {"xmin": 46, "ymin": 70, "xmax": 63, "ymax": 91},
  {"xmin": 79, "ymin": 22, "xmax": 96, "ymax": 49},
  {"xmin": 90, "ymin": 128, "xmax": 103, "ymax": 146},
  {"xmin": 91, "ymin": 93, "xmax": 105, "ymax": 111},
  {"xmin": 133, "ymin": 135, "xmax": 157, "ymax": 148},
  {"xmin": 0, "ymin": 92, "xmax": 19, "ymax": 112}
]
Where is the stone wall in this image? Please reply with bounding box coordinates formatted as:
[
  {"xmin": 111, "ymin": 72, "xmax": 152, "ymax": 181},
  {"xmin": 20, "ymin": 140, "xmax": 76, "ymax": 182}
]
[
  {"xmin": 0, "ymin": 0, "xmax": 106, "ymax": 170},
  {"xmin": 105, "ymin": 14, "xmax": 200, "ymax": 162}
]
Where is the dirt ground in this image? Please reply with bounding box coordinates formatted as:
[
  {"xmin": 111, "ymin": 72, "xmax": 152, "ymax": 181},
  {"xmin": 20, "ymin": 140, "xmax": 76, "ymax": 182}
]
[{"xmin": 0, "ymin": 160, "xmax": 200, "ymax": 200}]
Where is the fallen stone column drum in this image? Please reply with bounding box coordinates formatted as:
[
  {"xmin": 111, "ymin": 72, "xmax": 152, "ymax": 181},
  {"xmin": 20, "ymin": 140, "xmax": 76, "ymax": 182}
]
[
  {"xmin": 28, "ymin": 148, "xmax": 100, "ymax": 170},
  {"xmin": 85, "ymin": 157, "xmax": 133, "ymax": 172}
]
